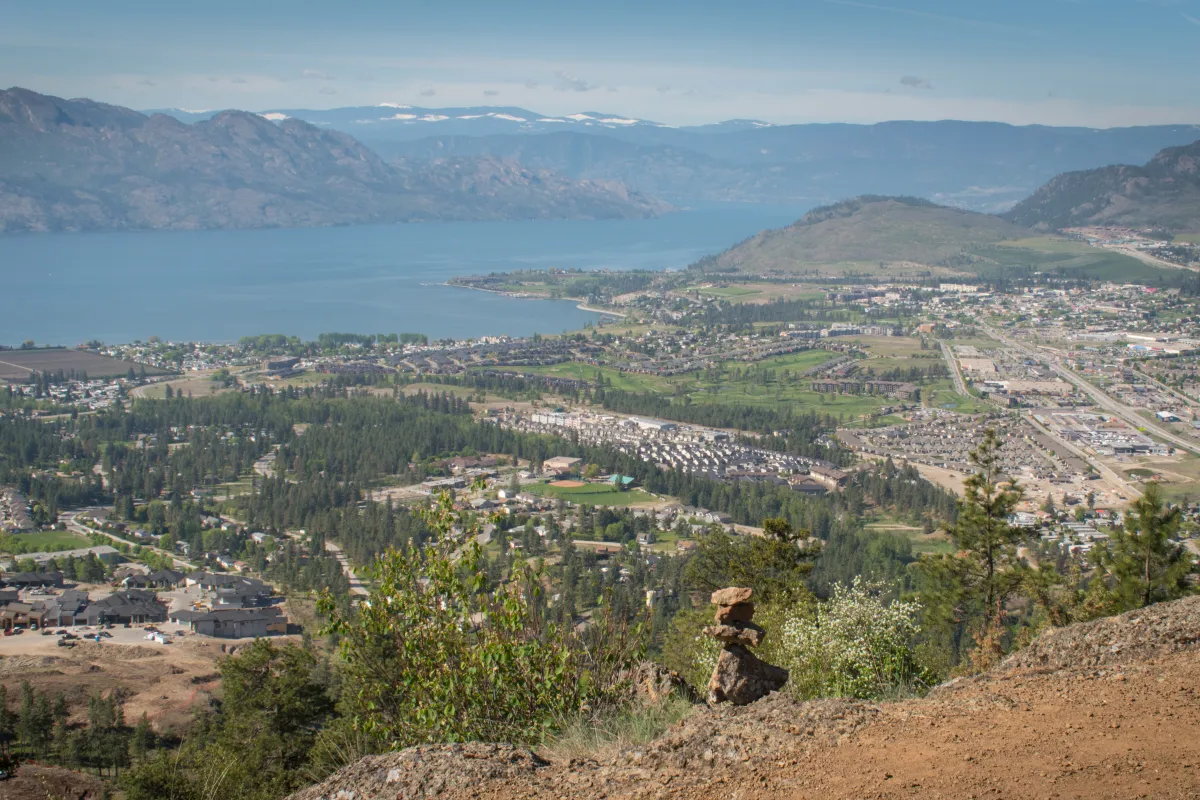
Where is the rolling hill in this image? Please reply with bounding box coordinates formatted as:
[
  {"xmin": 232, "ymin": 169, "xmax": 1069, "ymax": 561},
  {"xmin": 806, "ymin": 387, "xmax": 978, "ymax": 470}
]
[
  {"xmin": 1004, "ymin": 139, "xmax": 1200, "ymax": 230},
  {"xmin": 690, "ymin": 195, "xmax": 1174, "ymax": 283},
  {"xmin": 0, "ymin": 88, "xmax": 667, "ymax": 233},
  {"xmin": 696, "ymin": 196, "xmax": 1027, "ymax": 272}
]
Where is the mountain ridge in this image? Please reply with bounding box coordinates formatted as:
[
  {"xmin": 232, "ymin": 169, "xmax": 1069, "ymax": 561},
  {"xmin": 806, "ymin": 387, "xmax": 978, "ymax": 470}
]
[
  {"xmin": 0, "ymin": 87, "xmax": 668, "ymax": 233},
  {"xmin": 141, "ymin": 101, "xmax": 1200, "ymax": 211},
  {"xmin": 1003, "ymin": 139, "xmax": 1200, "ymax": 230}
]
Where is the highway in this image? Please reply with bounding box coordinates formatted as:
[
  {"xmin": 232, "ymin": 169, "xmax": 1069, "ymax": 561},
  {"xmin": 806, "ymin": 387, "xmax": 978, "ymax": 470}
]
[
  {"xmin": 982, "ymin": 324, "xmax": 1200, "ymax": 458},
  {"xmin": 940, "ymin": 340, "xmax": 970, "ymax": 396}
]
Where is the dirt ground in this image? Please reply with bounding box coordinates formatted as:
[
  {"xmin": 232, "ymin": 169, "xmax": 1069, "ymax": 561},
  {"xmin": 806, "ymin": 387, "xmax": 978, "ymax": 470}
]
[
  {"xmin": 2, "ymin": 763, "xmax": 106, "ymax": 800},
  {"xmin": 0, "ymin": 625, "xmax": 295, "ymax": 733},
  {"xmin": 294, "ymin": 597, "xmax": 1200, "ymax": 800}
]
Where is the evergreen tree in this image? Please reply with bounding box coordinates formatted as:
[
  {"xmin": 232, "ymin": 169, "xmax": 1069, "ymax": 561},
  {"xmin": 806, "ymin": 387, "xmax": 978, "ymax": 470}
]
[
  {"xmin": 917, "ymin": 429, "xmax": 1026, "ymax": 667},
  {"xmin": 1098, "ymin": 482, "xmax": 1194, "ymax": 610}
]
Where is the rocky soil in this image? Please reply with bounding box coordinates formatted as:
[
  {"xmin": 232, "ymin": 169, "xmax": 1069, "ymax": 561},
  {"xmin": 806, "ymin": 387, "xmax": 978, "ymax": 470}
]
[
  {"xmin": 292, "ymin": 597, "xmax": 1200, "ymax": 800},
  {"xmin": 2, "ymin": 763, "xmax": 105, "ymax": 800}
]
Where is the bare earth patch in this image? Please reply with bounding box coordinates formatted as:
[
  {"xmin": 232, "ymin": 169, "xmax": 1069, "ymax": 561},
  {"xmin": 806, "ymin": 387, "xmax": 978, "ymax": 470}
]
[{"xmin": 292, "ymin": 598, "xmax": 1200, "ymax": 800}]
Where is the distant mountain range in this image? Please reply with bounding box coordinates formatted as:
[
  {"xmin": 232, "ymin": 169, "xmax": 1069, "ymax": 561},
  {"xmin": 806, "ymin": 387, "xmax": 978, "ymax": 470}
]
[
  {"xmin": 0, "ymin": 88, "xmax": 668, "ymax": 233},
  {"xmin": 1003, "ymin": 140, "xmax": 1200, "ymax": 230},
  {"xmin": 147, "ymin": 102, "xmax": 1200, "ymax": 212}
]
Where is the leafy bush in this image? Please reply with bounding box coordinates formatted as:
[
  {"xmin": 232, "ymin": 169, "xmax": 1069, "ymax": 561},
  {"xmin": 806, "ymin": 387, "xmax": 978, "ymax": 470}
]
[
  {"xmin": 780, "ymin": 578, "xmax": 932, "ymax": 700},
  {"xmin": 319, "ymin": 491, "xmax": 643, "ymax": 751}
]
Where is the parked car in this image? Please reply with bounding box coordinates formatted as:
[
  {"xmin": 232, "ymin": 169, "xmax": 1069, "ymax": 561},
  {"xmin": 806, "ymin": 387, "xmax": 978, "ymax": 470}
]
[
  {"xmin": 98, "ymin": 631, "xmax": 112, "ymax": 638},
  {"xmin": 54, "ymin": 629, "xmax": 68, "ymax": 635}
]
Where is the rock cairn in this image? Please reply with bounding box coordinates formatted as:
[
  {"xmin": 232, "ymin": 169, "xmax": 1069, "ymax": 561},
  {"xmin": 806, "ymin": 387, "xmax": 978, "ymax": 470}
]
[{"xmin": 704, "ymin": 587, "xmax": 789, "ymax": 705}]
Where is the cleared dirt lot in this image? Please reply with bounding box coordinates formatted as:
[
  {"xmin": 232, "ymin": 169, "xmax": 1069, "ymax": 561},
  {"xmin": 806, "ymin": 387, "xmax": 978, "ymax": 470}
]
[
  {"xmin": 0, "ymin": 623, "xmax": 297, "ymax": 732},
  {"xmin": 0, "ymin": 348, "xmax": 169, "ymax": 380}
]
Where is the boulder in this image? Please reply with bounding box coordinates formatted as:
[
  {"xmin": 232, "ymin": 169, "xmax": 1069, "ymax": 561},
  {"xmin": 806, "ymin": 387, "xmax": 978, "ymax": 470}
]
[
  {"xmin": 703, "ymin": 622, "xmax": 767, "ymax": 648},
  {"xmin": 714, "ymin": 603, "xmax": 754, "ymax": 623},
  {"xmin": 706, "ymin": 644, "xmax": 790, "ymax": 706},
  {"xmin": 711, "ymin": 587, "xmax": 753, "ymax": 606}
]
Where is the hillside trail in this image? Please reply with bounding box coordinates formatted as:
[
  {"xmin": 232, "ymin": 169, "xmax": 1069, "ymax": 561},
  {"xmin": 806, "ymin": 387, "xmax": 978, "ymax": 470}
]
[{"xmin": 294, "ymin": 598, "xmax": 1200, "ymax": 800}]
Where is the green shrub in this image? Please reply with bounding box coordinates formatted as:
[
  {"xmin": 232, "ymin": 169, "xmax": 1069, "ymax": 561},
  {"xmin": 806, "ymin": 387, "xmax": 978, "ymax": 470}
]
[
  {"xmin": 779, "ymin": 578, "xmax": 932, "ymax": 700},
  {"xmin": 319, "ymin": 491, "xmax": 643, "ymax": 750}
]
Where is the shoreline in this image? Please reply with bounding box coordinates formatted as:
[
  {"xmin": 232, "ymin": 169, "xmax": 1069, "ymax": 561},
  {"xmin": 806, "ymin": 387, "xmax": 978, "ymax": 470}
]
[{"xmin": 444, "ymin": 282, "xmax": 626, "ymax": 318}]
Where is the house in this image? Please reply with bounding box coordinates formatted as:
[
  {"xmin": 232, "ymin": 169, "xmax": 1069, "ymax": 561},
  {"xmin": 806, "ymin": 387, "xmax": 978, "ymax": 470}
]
[
  {"xmin": 83, "ymin": 590, "xmax": 167, "ymax": 625},
  {"xmin": 789, "ymin": 478, "xmax": 829, "ymax": 496},
  {"xmin": 808, "ymin": 465, "xmax": 849, "ymax": 490},
  {"xmin": 542, "ymin": 456, "xmax": 582, "ymax": 473},
  {"xmin": 1, "ymin": 571, "xmax": 65, "ymax": 589},
  {"xmin": 0, "ymin": 602, "xmax": 35, "ymax": 631},
  {"xmin": 175, "ymin": 607, "xmax": 286, "ymax": 639}
]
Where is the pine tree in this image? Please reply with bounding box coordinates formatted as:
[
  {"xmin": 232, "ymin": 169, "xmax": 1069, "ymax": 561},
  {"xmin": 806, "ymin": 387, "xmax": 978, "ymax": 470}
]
[
  {"xmin": 1098, "ymin": 482, "xmax": 1194, "ymax": 610},
  {"xmin": 917, "ymin": 429, "xmax": 1027, "ymax": 665}
]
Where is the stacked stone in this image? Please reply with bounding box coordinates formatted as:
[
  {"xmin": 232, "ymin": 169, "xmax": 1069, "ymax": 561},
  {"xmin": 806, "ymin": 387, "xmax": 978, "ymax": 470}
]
[{"xmin": 704, "ymin": 587, "xmax": 789, "ymax": 706}]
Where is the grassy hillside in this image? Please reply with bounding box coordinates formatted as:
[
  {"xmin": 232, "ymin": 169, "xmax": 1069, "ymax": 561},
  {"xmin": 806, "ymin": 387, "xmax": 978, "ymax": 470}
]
[
  {"xmin": 691, "ymin": 195, "xmax": 1176, "ymax": 283},
  {"xmin": 696, "ymin": 196, "xmax": 1026, "ymax": 273}
]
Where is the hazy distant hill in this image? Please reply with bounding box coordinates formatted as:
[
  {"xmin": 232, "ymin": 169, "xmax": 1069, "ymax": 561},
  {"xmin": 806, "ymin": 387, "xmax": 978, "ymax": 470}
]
[
  {"xmin": 0, "ymin": 88, "xmax": 667, "ymax": 233},
  {"xmin": 147, "ymin": 102, "xmax": 1200, "ymax": 212},
  {"xmin": 697, "ymin": 196, "xmax": 1027, "ymax": 272},
  {"xmin": 1003, "ymin": 140, "xmax": 1200, "ymax": 230}
]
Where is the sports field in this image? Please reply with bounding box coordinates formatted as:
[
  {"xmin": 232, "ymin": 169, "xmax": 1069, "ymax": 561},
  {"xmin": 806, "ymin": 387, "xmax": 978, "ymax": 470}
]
[{"xmin": 527, "ymin": 482, "xmax": 658, "ymax": 506}]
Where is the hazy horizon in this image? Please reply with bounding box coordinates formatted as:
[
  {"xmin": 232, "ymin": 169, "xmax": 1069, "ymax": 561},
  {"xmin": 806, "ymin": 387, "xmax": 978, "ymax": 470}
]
[{"xmin": 6, "ymin": 0, "xmax": 1200, "ymax": 129}]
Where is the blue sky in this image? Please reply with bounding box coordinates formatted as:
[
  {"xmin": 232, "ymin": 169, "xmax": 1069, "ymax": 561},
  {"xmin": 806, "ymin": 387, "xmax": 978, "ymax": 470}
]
[{"xmin": 4, "ymin": 0, "xmax": 1200, "ymax": 126}]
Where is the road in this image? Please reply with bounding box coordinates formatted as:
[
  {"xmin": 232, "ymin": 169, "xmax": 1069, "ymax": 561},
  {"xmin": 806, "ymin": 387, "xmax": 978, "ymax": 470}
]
[
  {"xmin": 60, "ymin": 509, "xmax": 198, "ymax": 570},
  {"xmin": 982, "ymin": 325, "xmax": 1200, "ymax": 458},
  {"xmin": 282, "ymin": 528, "xmax": 368, "ymax": 597},
  {"xmin": 939, "ymin": 340, "xmax": 970, "ymax": 396}
]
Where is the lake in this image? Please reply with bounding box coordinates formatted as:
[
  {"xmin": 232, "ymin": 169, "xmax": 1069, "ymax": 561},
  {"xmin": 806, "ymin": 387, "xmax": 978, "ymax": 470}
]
[{"xmin": 0, "ymin": 205, "xmax": 808, "ymax": 346}]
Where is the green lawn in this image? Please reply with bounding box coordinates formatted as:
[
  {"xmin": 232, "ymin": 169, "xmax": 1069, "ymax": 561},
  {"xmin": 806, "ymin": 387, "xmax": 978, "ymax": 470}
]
[
  {"xmin": 0, "ymin": 529, "xmax": 93, "ymax": 554},
  {"xmin": 526, "ymin": 482, "xmax": 659, "ymax": 506},
  {"xmin": 922, "ymin": 379, "xmax": 992, "ymax": 414},
  {"xmin": 490, "ymin": 363, "xmax": 669, "ymax": 393},
  {"xmin": 688, "ymin": 286, "xmax": 763, "ymax": 299},
  {"xmin": 971, "ymin": 240, "xmax": 1175, "ymax": 283}
]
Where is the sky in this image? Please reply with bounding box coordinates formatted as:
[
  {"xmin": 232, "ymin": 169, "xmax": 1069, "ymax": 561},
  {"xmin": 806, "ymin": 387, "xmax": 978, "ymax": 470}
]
[{"xmin": 4, "ymin": 0, "xmax": 1200, "ymax": 127}]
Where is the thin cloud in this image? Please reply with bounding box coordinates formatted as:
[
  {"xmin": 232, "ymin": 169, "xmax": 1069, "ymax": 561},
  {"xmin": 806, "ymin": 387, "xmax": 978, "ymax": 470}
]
[
  {"xmin": 483, "ymin": 89, "xmax": 500, "ymax": 96},
  {"xmin": 1183, "ymin": 12, "xmax": 1200, "ymax": 25},
  {"xmin": 821, "ymin": 0, "xmax": 1047, "ymax": 38},
  {"xmin": 900, "ymin": 75, "xmax": 932, "ymax": 89},
  {"xmin": 317, "ymin": 86, "xmax": 337, "ymax": 95},
  {"xmin": 301, "ymin": 68, "xmax": 335, "ymax": 81},
  {"xmin": 554, "ymin": 70, "xmax": 596, "ymax": 92},
  {"xmin": 137, "ymin": 78, "xmax": 156, "ymax": 87},
  {"xmin": 524, "ymin": 80, "xmax": 539, "ymax": 89},
  {"xmin": 419, "ymin": 87, "xmax": 437, "ymax": 97}
]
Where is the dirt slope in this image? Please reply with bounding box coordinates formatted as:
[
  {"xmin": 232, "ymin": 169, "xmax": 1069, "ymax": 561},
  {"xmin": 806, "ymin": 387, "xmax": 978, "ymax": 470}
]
[{"xmin": 293, "ymin": 598, "xmax": 1200, "ymax": 800}]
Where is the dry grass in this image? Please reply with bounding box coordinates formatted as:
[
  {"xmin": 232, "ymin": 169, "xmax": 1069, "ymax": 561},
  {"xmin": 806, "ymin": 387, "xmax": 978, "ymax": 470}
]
[{"xmin": 539, "ymin": 694, "xmax": 698, "ymax": 763}]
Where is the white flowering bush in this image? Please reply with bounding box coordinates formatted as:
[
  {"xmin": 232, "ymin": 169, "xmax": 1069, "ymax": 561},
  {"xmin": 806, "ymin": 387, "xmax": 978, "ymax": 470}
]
[{"xmin": 780, "ymin": 578, "xmax": 931, "ymax": 700}]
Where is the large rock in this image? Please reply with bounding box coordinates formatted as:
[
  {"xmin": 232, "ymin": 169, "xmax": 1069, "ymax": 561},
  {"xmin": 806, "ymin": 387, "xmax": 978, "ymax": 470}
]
[
  {"xmin": 711, "ymin": 587, "xmax": 753, "ymax": 606},
  {"xmin": 707, "ymin": 644, "xmax": 789, "ymax": 706},
  {"xmin": 714, "ymin": 603, "xmax": 755, "ymax": 623},
  {"xmin": 703, "ymin": 622, "xmax": 766, "ymax": 648}
]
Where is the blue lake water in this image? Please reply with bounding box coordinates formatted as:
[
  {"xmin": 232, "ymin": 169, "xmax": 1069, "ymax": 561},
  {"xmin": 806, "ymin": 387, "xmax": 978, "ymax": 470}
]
[{"xmin": 0, "ymin": 205, "xmax": 808, "ymax": 346}]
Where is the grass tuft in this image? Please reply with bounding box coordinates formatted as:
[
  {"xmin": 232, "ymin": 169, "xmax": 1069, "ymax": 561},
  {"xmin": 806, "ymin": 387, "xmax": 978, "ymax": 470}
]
[{"xmin": 540, "ymin": 694, "xmax": 698, "ymax": 763}]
